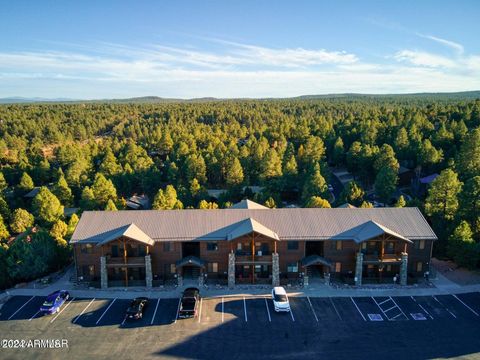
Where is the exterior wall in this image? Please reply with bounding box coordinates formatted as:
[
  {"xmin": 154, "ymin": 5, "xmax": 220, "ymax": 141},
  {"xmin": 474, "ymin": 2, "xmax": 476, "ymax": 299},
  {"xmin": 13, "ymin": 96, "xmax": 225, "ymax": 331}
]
[
  {"xmin": 277, "ymin": 240, "xmax": 304, "ymax": 277},
  {"xmin": 199, "ymin": 241, "xmax": 230, "ymax": 278},
  {"xmin": 74, "ymin": 244, "xmax": 102, "ymax": 281},
  {"xmin": 406, "ymin": 239, "xmax": 433, "ymax": 275},
  {"xmin": 323, "ymin": 240, "xmax": 357, "ymax": 274},
  {"xmin": 149, "ymin": 241, "xmax": 182, "ymax": 280}
]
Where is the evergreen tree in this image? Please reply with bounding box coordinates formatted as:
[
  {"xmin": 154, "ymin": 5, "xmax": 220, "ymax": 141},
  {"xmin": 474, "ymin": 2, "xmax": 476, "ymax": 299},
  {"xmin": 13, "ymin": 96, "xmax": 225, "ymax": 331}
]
[
  {"xmin": 305, "ymin": 196, "xmax": 331, "ymax": 208},
  {"xmin": 80, "ymin": 186, "xmax": 96, "ymax": 210},
  {"xmin": 99, "ymin": 149, "xmax": 122, "ymax": 177},
  {"xmin": 185, "ymin": 154, "xmax": 207, "ymax": 184},
  {"xmin": 53, "ymin": 174, "xmax": 73, "ymax": 207},
  {"xmin": 0, "ymin": 215, "xmax": 9, "ymax": 240},
  {"xmin": 332, "ymin": 137, "xmax": 345, "ymax": 166},
  {"xmin": 260, "ymin": 148, "xmax": 283, "ymax": 180},
  {"xmin": 198, "ymin": 200, "xmax": 219, "ymax": 209},
  {"xmin": 17, "ymin": 172, "xmax": 34, "ymax": 195},
  {"xmin": 458, "ymin": 176, "xmax": 480, "ymax": 239},
  {"xmin": 225, "ymin": 157, "xmax": 244, "ymax": 187},
  {"xmin": 264, "ymin": 197, "xmax": 277, "ymax": 209},
  {"xmin": 456, "ymin": 128, "xmax": 480, "ymax": 180},
  {"xmin": 0, "ymin": 197, "xmax": 11, "ymax": 223},
  {"xmin": 92, "ymin": 173, "xmax": 117, "ymax": 208},
  {"xmin": 152, "ymin": 185, "xmax": 183, "ymax": 210},
  {"xmin": 67, "ymin": 213, "xmax": 79, "ymax": 237},
  {"xmin": 425, "ymin": 169, "xmax": 462, "ymax": 222},
  {"xmin": 374, "ymin": 144, "xmax": 399, "ymax": 173},
  {"xmin": 105, "ymin": 199, "xmax": 118, "ymax": 211},
  {"xmin": 0, "ymin": 171, "xmax": 7, "ymax": 193},
  {"xmin": 301, "ymin": 163, "xmax": 327, "ymax": 203},
  {"xmin": 32, "ymin": 187, "xmax": 64, "ymax": 225},
  {"xmin": 359, "ymin": 201, "xmax": 374, "ymax": 208},
  {"xmin": 10, "ymin": 208, "xmax": 34, "ymax": 234},
  {"xmin": 338, "ymin": 181, "xmax": 365, "ymax": 207},
  {"xmin": 394, "ymin": 195, "xmax": 406, "ymax": 208},
  {"xmin": 447, "ymin": 221, "xmax": 478, "ymax": 269},
  {"xmin": 50, "ymin": 220, "xmax": 68, "ymax": 240},
  {"xmin": 375, "ymin": 166, "xmax": 398, "ymax": 204}
]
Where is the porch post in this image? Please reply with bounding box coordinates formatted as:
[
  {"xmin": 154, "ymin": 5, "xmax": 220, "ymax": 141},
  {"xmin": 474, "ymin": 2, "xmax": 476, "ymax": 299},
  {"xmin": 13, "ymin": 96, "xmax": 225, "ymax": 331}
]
[
  {"xmin": 272, "ymin": 252, "xmax": 280, "ymax": 287},
  {"xmin": 400, "ymin": 252, "xmax": 408, "ymax": 285},
  {"xmin": 100, "ymin": 256, "xmax": 108, "ymax": 289},
  {"xmin": 355, "ymin": 251, "xmax": 363, "ymax": 286},
  {"xmin": 145, "ymin": 254, "xmax": 152, "ymax": 288},
  {"xmin": 228, "ymin": 252, "xmax": 235, "ymax": 289}
]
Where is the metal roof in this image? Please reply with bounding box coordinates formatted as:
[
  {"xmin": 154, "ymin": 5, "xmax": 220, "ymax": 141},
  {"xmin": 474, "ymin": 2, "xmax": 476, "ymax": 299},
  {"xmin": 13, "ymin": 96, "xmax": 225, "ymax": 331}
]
[
  {"xmin": 230, "ymin": 199, "xmax": 269, "ymax": 209},
  {"xmin": 226, "ymin": 218, "xmax": 279, "ymax": 241},
  {"xmin": 94, "ymin": 223, "xmax": 155, "ymax": 246},
  {"xmin": 71, "ymin": 207, "xmax": 437, "ymax": 244},
  {"xmin": 331, "ymin": 220, "xmax": 413, "ymax": 244}
]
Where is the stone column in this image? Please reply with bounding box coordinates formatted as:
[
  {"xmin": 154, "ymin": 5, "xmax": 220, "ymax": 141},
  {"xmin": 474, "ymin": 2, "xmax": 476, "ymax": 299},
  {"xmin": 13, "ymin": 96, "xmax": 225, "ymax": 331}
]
[
  {"xmin": 272, "ymin": 252, "xmax": 280, "ymax": 287},
  {"xmin": 354, "ymin": 252, "xmax": 363, "ymax": 286},
  {"xmin": 100, "ymin": 256, "xmax": 108, "ymax": 289},
  {"xmin": 198, "ymin": 272, "xmax": 204, "ymax": 287},
  {"xmin": 228, "ymin": 252, "xmax": 235, "ymax": 289},
  {"xmin": 177, "ymin": 273, "xmax": 183, "ymax": 287},
  {"xmin": 145, "ymin": 255, "xmax": 152, "ymax": 288},
  {"xmin": 400, "ymin": 252, "xmax": 408, "ymax": 285}
]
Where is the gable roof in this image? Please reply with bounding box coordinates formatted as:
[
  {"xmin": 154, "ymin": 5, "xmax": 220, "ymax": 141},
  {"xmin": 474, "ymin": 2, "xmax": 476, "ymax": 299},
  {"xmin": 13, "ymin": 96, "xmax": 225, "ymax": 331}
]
[
  {"xmin": 94, "ymin": 223, "xmax": 154, "ymax": 246},
  {"xmin": 226, "ymin": 218, "xmax": 279, "ymax": 241},
  {"xmin": 230, "ymin": 199, "xmax": 268, "ymax": 209},
  {"xmin": 71, "ymin": 207, "xmax": 436, "ymax": 244},
  {"xmin": 332, "ymin": 220, "xmax": 412, "ymax": 244}
]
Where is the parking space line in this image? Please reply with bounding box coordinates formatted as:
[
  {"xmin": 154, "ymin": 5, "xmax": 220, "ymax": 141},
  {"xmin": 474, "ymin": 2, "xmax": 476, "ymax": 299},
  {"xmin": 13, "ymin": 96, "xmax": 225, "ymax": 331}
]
[
  {"xmin": 29, "ymin": 310, "xmax": 41, "ymax": 321},
  {"xmin": 8, "ymin": 296, "xmax": 35, "ymax": 320},
  {"xmin": 221, "ymin": 297, "xmax": 224, "ymax": 323},
  {"xmin": 243, "ymin": 297, "xmax": 248, "ymax": 322},
  {"xmin": 389, "ymin": 297, "xmax": 408, "ymax": 319},
  {"xmin": 50, "ymin": 297, "xmax": 76, "ymax": 323},
  {"xmin": 384, "ymin": 305, "xmax": 397, "ymax": 313},
  {"xmin": 151, "ymin": 298, "xmax": 161, "ymax": 325},
  {"xmin": 289, "ymin": 304, "xmax": 295, "ymax": 322},
  {"xmin": 350, "ymin": 297, "xmax": 366, "ymax": 321},
  {"xmin": 452, "ymin": 294, "xmax": 479, "ymax": 316},
  {"xmin": 378, "ymin": 299, "xmax": 390, "ymax": 306},
  {"xmin": 73, "ymin": 298, "xmax": 95, "ymax": 324},
  {"xmin": 198, "ymin": 298, "xmax": 203, "ymax": 323},
  {"xmin": 433, "ymin": 296, "xmax": 457, "ymax": 319},
  {"xmin": 121, "ymin": 316, "xmax": 127, "ymax": 326},
  {"xmin": 264, "ymin": 298, "xmax": 271, "ymax": 322},
  {"xmin": 329, "ymin": 297, "xmax": 342, "ymax": 321},
  {"xmin": 307, "ymin": 296, "xmax": 318, "ymax": 322},
  {"xmin": 411, "ymin": 296, "xmax": 433, "ymax": 320},
  {"xmin": 96, "ymin": 298, "xmax": 117, "ymax": 325},
  {"xmin": 174, "ymin": 298, "xmax": 181, "ymax": 324},
  {"xmin": 372, "ymin": 297, "xmax": 391, "ymax": 320}
]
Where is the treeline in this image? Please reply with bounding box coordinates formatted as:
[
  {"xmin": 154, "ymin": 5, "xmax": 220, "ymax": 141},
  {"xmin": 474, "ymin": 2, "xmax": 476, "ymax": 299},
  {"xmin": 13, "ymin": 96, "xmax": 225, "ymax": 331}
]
[{"xmin": 0, "ymin": 98, "xmax": 479, "ymax": 287}]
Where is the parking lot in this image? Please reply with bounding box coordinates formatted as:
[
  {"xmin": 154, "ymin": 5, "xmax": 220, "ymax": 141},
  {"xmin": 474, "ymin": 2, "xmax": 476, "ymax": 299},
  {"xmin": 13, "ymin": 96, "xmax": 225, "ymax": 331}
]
[{"xmin": 1, "ymin": 292, "xmax": 480, "ymax": 359}]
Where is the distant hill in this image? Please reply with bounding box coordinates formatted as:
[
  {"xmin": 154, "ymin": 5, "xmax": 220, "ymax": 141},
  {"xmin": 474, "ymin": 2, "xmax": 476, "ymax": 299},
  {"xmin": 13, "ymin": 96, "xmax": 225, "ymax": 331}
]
[{"xmin": 1, "ymin": 91, "xmax": 479, "ymax": 104}]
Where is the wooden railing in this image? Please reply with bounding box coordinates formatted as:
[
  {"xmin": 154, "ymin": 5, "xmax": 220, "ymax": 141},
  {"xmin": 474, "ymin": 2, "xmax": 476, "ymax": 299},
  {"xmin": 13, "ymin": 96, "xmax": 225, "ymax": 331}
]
[
  {"xmin": 106, "ymin": 256, "xmax": 146, "ymax": 266},
  {"xmin": 363, "ymin": 253, "xmax": 403, "ymax": 263}
]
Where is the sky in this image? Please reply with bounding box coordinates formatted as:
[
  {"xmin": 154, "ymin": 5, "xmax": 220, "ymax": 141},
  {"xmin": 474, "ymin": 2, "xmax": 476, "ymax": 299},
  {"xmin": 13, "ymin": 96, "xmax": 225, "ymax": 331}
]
[{"xmin": 0, "ymin": 0, "xmax": 479, "ymax": 99}]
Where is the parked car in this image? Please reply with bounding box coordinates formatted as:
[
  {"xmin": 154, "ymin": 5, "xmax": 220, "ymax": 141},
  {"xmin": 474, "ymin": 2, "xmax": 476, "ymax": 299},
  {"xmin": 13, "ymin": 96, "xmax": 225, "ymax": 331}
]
[
  {"xmin": 178, "ymin": 287, "xmax": 200, "ymax": 319},
  {"xmin": 40, "ymin": 290, "xmax": 70, "ymax": 315},
  {"xmin": 126, "ymin": 297, "xmax": 149, "ymax": 320},
  {"xmin": 272, "ymin": 286, "xmax": 290, "ymax": 312}
]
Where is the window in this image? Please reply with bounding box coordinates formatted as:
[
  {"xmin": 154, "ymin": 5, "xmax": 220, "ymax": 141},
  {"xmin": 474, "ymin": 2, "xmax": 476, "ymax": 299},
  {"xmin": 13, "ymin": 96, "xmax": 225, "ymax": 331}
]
[
  {"xmin": 81, "ymin": 265, "xmax": 95, "ymax": 279},
  {"xmin": 334, "ymin": 262, "xmax": 342, "ymax": 273},
  {"xmin": 163, "ymin": 242, "xmax": 172, "ymax": 252},
  {"xmin": 81, "ymin": 244, "xmax": 94, "ymax": 254},
  {"xmin": 386, "ymin": 265, "xmax": 392, "ymax": 272},
  {"xmin": 208, "ymin": 262, "xmax": 218, "ymax": 273},
  {"xmin": 416, "ymin": 262, "xmax": 423, "ymax": 272},
  {"xmin": 287, "ymin": 262, "xmax": 298, "ymax": 272},
  {"xmin": 361, "ymin": 242, "xmax": 367, "ymax": 250},
  {"xmin": 335, "ymin": 241, "xmax": 343, "ymax": 251},
  {"xmin": 169, "ymin": 264, "xmax": 176, "ymax": 274},
  {"xmin": 415, "ymin": 240, "xmax": 426, "ymax": 250},
  {"xmin": 385, "ymin": 242, "xmax": 395, "ymax": 254},
  {"xmin": 111, "ymin": 245, "xmax": 119, "ymax": 257},
  {"xmin": 88, "ymin": 265, "xmax": 95, "ymax": 277},
  {"xmin": 287, "ymin": 241, "xmax": 299, "ymax": 250},
  {"xmin": 138, "ymin": 245, "xmax": 146, "ymax": 257},
  {"xmin": 207, "ymin": 242, "xmax": 218, "ymax": 251}
]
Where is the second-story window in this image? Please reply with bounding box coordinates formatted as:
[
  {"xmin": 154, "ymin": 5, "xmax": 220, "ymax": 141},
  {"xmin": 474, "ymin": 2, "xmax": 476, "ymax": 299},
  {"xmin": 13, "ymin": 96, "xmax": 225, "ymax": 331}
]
[
  {"xmin": 287, "ymin": 241, "xmax": 299, "ymax": 250},
  {"xmin": 163, "ymin": 242, "xmax": 172, "ymax": 252},
  {"xmin": 207, "ymin": 242, "xmax": 218, "ymax": 251},
  {"xmin": 335, "ymin": 241, "xmax": 343, "ymax": 251}
]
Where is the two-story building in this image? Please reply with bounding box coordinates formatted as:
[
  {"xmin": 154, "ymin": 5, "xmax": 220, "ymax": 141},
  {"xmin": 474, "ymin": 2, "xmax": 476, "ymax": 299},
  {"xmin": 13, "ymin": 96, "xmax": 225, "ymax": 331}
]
[{"xmin": 71, "ymin": 200, "xmax": 436, "ymax": 288}]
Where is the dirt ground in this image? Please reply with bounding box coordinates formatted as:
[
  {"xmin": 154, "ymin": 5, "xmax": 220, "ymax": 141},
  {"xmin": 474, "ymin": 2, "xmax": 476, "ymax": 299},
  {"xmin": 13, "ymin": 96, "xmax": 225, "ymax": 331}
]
[{"xmin": 432, "ymin": 258, "xmax": 480, "ymax": 285}]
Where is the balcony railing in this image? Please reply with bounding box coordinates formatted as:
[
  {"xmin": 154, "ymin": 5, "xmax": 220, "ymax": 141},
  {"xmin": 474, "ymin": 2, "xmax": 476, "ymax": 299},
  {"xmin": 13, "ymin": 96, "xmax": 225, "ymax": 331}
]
[
  {"xmin": 106, "ymin": 256, "xmax": 146, "ymax": 266},
  {"xmin": 363, "ymin": 253, "xmax": 403, "ymax": 263}
]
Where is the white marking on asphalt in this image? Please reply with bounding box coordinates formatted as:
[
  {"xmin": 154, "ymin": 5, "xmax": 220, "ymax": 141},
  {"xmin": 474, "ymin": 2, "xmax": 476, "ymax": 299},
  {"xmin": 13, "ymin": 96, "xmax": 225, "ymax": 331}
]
[
  {"xmin": 198, "ymin": 298, "xmax": 203, "ymax": 323},
  {"xmin": 350, "ymin": 297, "xmax": 366, "ymax": 321},
  {"xmin": 389, "ymin": 297, "xmax": 408, "ymax": 320},
  {"xmin": 410, "ymin": 296, "xmax": 433, "ymax": 320},
  {"xmin": 307, "ymin": 296, "xmax": 318, "ymax": 322},
  {"xmin": 452, "ymin": 294, "xmax": 479, "ymax": 316},
  {"xmin": 221, "ymin": 297, "xmax": 224, "ymax": 323},
  {"xmin": 50, "ymin": 298, "xmax": 76, "ymax": 323},
  {"xmin": 73, "ymin": 298, "xmax": 95, "ymax": 324},
  {"xmin": 372, "ymin": 297, "xmax": 391, "ymax": 321},
  {"xmin": 433, "ymin": 296, "xmax": 457, "ymax": 319},
  {"xmin": 243, "ymin": 297, "xmax": 248, "ymax": 322},
  {"xmin": 8, "ymin": 296, "xmax": 35, "ymax": 320},
  {"xmin": 289, "ymin": 303, "xmax": 295, "ymax": 322},
  {"xmin": 384, "ymin": 306, "xmax": 397, "ymax": 313},
  {"xmin": 329, "ymin": 297, "xmax": 342, "ymax": 321},
  {"xmin": 174, "ymin": 298, "xmax": 181, "ymax": 324},
  {"xmin": 378, "ymin": 299, "xmax": 391, "ymax": 306},
  {"xmin": 96, "ymin": 298, "xmax": 117, "ymax": 325},
  {"xmin": 151, "ymin": 298, "xmax": 161, "ymax": 325},
  {"xmin": 28, "ymin": 310, "xmax": 41, "ymax": 321},
  {"xmin": 121, "ymin": 316, "xmax": 127, "ymax": 326},
  {"xmin": 264, "ymin": 298, "xmax": 271, "ymax": 322}
]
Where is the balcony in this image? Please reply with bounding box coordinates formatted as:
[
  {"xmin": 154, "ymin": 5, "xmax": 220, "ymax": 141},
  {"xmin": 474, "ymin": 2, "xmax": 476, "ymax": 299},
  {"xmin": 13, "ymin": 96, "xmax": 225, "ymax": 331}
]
[
  {"xmin": 363, "ymin": 253, "xmax": 403, "ymax": 263},
  {"xmin": 235, "ymin": 250, "xmax": 272, "ymax": 264},
  {"xmin": 106, "ymin": 256, "xmax": 146, "ymax": 267}
]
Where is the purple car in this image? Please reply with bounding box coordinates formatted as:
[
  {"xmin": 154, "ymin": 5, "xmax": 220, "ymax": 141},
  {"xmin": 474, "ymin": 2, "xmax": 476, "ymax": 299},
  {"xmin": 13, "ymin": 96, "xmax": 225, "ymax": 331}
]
[{"xmin": 40, "ymin": 290, "xmax": 70, "ymax": 314}]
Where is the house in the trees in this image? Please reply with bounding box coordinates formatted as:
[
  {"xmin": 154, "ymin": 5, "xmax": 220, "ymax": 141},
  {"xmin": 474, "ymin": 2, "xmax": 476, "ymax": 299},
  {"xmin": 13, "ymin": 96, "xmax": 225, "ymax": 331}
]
[{"xmin": 71, "ymin": 200, "xmax": 436, "ymax": 289}]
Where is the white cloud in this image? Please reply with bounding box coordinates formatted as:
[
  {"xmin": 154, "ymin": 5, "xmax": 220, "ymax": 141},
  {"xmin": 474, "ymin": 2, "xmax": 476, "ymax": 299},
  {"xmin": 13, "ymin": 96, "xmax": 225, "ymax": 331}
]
[
  {"xmin": 393, "ymin": 50, "xmax": 457, "ymax": 68},
  {"xmin": 417, "ymin": 33, "xmax": 464, "ymax": 54}
]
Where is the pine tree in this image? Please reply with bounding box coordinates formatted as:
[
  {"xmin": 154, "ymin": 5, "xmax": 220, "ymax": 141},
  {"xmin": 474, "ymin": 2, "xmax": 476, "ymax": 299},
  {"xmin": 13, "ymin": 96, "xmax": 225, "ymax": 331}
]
[
  {"xmin": 264, "ymin": 197, "xmax": 276, "ymax": 209},
  {"xmin": 301, "ymin": 163, "xmax": 327, "ymax": 203},
  {"xmin": 339, "ymin": 181, "xmax": 365, "ymax": 207},
  {"xmin": 152, "ymin": 185, "xmax": 183, "ymax": 210},
  {"xmin": 32, "ymin": 187, "xmax": 64, "ymax": 225},
  {"xmin": 53, "ymin": 174, "xmax": 74, "ymax": 207},
  {"xmin": 332, "ymin": 137, "xmax": 345, "ymax": 166},
  {"xmin": 17, "ymin": 172, "xmax": 34, "ymax": 195},
  {"xmin": 260, "ymin": 148, "xmax": 282, "ymax": 180},
  {"xmin": 10, "ymin": 208, "xmax": 34, "ymax": 234},
  {"xmin": 394, "ymin": 195, "xmax": 406, "ymax": 208},
  {"xmin": 458, "ymin": 176, "xmax": 480, "ymax": 239},
  {"xmin": 0, "ymin": 215, "xmax": 9, "ymax": 240},
  {"xmin": 50, "ymin": 220, "xmax": 68, "ymax": 240},
  {"xmin": 456, "ymin": 128, "xmax": 480, "ymax": 180},
  {"xmin": 99, "ymin": 149, "xmax": 122, "ymax": 176},
  {"xmin": 375, "ymin": 166, "xmax": 398, "ymax": 204},
  {"xmin": 305, "ymin": 196, "xmax": 331, "ymax": 208},
  {"xmin": 425, "ymin": 169, "xmax": 462, "ymax": 222},
  {"xmin": 67, "ymin": 213, "xmax": 79, "ymax": 237},
  {"xmin": 92, "ymin": 173, "xmax": 117, "ymax": 208},
  {"xmin": 80, "ymin": 186, "xmax": 96, "ymax": 210},
  {"xmin": 198, "ymin": 200, "xmax": 219, "ymax": 209},
  {"xmin": 226, "ymin": 157, "xmax": 244, "ymax": 187},
  {"xmin": 0, "ymin": 171, "xmax": 7, "ymax": 193},
  {"xmin": 105, "ymin": 199, "xmax": 118, "ymax": 211}
]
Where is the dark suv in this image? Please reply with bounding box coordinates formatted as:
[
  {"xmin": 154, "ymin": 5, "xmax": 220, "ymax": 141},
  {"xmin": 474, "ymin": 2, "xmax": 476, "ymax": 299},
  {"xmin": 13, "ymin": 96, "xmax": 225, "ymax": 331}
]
[
  {"xmin": 178, "ymin": 288, "xmax": 200, "ymax": 319},
  {"xmin": 126, "ymin": 297, "xmax": 149, "ymax": 320}
]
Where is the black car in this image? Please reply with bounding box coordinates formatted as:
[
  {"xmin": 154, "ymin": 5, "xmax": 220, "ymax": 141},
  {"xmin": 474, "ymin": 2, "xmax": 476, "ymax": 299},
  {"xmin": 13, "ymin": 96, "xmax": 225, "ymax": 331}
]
[
  {"xmin": 178, "ymin": 287, "xmax": 200, "ymax": 319},
  {"xmin": 126, "ymin": 297, "xmax": 149, "ymax": 320}
]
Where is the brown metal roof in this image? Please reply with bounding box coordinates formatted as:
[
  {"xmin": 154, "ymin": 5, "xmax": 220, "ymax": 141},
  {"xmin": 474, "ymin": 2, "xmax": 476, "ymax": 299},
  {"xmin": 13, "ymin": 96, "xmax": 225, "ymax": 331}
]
[{"xmin": 71, "ymin": 207, "xmax": 436, "ymax": 244}]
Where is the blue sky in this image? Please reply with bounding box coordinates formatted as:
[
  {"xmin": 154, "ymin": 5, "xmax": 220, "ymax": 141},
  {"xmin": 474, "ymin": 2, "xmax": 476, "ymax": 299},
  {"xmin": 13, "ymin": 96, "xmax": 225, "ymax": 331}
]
[{"xmin": 0, "ymin": 0, "xmax": 479, "ymax": 98}]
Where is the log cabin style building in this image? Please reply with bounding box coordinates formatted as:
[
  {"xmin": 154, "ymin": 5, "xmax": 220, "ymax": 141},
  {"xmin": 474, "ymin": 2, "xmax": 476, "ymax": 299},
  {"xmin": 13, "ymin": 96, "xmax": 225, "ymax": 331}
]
[{"xmin": 71, "ymin": 200, "xmax": 437, "ymax": 288}]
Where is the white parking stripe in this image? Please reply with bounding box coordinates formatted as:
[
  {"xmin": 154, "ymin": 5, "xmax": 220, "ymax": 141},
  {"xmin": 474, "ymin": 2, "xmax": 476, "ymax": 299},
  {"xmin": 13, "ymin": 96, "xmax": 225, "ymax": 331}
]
[
  {"xmin": 410, "ymin": 296, "xmax": 434, "ymax": 320},
  {"xmin": 73, "ymin": 298, "xmax": 95, "ymax": 324},
  {"xmin": 8, "ymin": 296, "xmax": 35, "ymax": 320},
  {"xmin": 307, "ymin": 296, "xmax": 318, "ymax": 322},
  {"xmin": 378, "ymin": 299, "xmax": 391, "ymax": 306},
  {"xmin": 221, "ymin": 297, "xmax": 224, "ymax": 323},
  {"xmin": 289, "ymin": 304, "xmax": 295, "ymax": 322},
  {"xmin": 350, "ymin": 297, "xmax": 366, "ymax": 321},
  {"xmin": 389, "ymin": 297, "xmax": 408, "ymax": 319},
  {"xmin": 50, "ymin": 298, "xmax": 75, "ymax": 323},
  {"xmin": 198, "ymin": 298, "xmax": 203, "ymax": 323},
  {"xmin": 96, "ymin": 298, "xmax": 117, "ymax": 325},
  {"xmin": 264, "ymin": 298, "xmax": 271, "ymax": 322},
  {"xmin": 243, "ymin": 297, "xmax": 248, "ymax": 322},
  {"xmin": 28, "ymin": 310, "xmax": 41, "ymax": 321},
  {"xmin": 372, "ymin": 297, "xmax": 391, "ymax": 321},
  {"xmin": 174, "ymin": 298, "xmax": 181, "ymax": 324},
  {"xmin": 452, "ymin": 294, "xmax": 479, "ymax": 316},
  {"xmin": 151, "ymin": 298, "xmax": 161, "ymax": 325},
  {"xmin": 433, "ymin": 296, "xmax": 457, "ymax": 319},
  {"xmin": 329, "ymin": 297, "xmax": 342, "ymax": 321}
]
